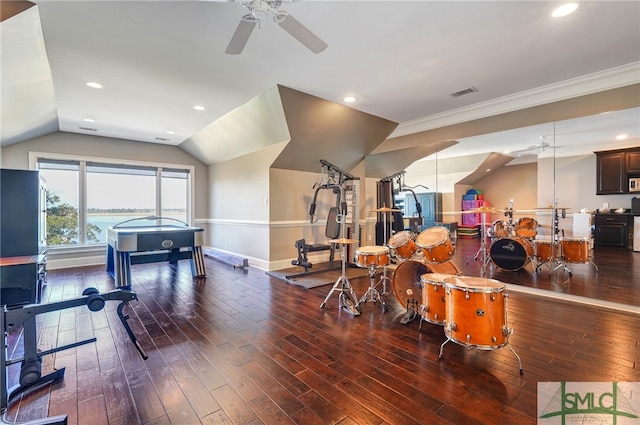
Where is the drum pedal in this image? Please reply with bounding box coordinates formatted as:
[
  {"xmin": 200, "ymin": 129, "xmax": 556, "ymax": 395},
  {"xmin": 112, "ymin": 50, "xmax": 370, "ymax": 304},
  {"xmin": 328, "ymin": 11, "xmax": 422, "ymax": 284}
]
[
  {"xmin": 340, "ymin": 292, "xmax": 361, "ymax": 316},
  {"xmin": 400, "ymin": 299, "xmax": 418, "ymax": 324}
]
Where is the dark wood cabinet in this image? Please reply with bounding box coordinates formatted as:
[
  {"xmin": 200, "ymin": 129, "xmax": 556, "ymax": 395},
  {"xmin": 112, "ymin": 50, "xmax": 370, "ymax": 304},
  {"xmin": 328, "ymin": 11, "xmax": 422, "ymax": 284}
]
[
  {"xmin": 627, "ymin": 149, "xmax": 640, "ymax": 174},
  {"xmin": 1, "ymin": 169, "xmax": 47, "ymax": 307},
  {"xmin": 596, "ymin": 151, "xmax": 625, "ymax": 194},
  {"xmin": 596, "ymin": 148, "xmax": 640, "ymax": 194},
  {"xmin": 594, "ymin": 213, "xmax": 632, "ymax": 248}
]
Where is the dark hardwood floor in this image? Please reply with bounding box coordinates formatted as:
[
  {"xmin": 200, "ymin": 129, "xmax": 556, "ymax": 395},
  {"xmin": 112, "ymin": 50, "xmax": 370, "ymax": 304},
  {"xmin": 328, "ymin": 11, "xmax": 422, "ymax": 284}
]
[{"xmin": 4, "ymin": 237, "xmax": 640, "ymax": 424}]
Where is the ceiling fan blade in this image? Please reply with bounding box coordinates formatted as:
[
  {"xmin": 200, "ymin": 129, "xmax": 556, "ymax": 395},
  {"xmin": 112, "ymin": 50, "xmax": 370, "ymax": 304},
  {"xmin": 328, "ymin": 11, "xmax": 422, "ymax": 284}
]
[
  {"xmin": 276, "ymin": 12, "xmax": 327, "ymax": 53},
  {"xmin": 225, "ymin": 15, "xmax": 258, "ymax": 54}
]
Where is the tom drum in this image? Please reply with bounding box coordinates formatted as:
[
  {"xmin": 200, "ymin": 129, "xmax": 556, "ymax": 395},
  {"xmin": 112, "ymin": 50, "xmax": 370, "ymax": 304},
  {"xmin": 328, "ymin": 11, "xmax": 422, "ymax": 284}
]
[
  {"xmin": 355, "ymin": 245, "xmax": 390, "ymax": 268},
  {"xmin": 491, "ymin": 220, "xmax": 512, "ymax": 239},
  {"xmin": 420, "ymin": 272, "xmax": 457, "ymax": 325},
  {"xmin": 415, "ymin": 226, "xmax": 455, "ymax": 264},
  {"xmin": 515, "ymin": 217, "xmax": 538, "ymax": 239},
  {"xmin": 387, "ymin": 231, "xmax": 417, "ymax": 260},
  {"xmin": 443, "ymin": 276, "xmax": 509, "ymax": 349},
  {"xmin": 490, "ymin": 237, "xmax": 533, "ymax": 271}
]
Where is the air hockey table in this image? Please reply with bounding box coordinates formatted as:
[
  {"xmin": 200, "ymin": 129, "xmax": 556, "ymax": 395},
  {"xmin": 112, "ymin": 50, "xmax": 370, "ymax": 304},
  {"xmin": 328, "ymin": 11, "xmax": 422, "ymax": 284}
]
[{"xmin": 106, "ymin": 217, "xmax": 206, "ymax": 288}]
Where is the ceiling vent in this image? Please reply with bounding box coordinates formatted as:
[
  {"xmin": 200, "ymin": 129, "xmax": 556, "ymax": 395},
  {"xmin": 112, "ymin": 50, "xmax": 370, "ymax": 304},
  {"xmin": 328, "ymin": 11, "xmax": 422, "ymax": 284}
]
[
  {"xmin": 78, "ymin": 126, "xmax": 98, "ymax": 132},
  {"xmin": 155, "ymin": 137, "xmax": 170, "ymax": 142},
  {"xmin": 449, "ymin": 86, "xmax": 478, "ymax": 98}
]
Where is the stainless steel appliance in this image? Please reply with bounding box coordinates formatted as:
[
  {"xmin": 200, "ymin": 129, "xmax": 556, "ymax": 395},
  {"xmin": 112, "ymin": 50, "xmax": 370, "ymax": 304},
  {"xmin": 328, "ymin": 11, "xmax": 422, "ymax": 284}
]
[
  {"xmin": 635, "ymin": 216, "xmax": 640, "ymax": 252},
  {"xmin": 630, "ymin": 177, "xmax": 640, "ymax": 192}
]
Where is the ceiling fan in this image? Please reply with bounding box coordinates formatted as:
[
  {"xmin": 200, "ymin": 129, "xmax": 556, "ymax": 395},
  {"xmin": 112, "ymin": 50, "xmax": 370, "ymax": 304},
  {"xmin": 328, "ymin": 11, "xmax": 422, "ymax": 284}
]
[
  {"xmin": 511, "ymin": 136, "xmax": 565, "ymax": 156},
  {"xmin": 225, "ymin": 0, "xmax": 328, "ymax": 54}
]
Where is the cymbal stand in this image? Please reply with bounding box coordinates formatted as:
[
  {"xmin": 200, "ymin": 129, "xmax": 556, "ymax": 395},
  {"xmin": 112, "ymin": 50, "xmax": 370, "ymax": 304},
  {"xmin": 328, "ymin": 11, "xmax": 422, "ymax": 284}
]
[
  {"xmin": 359, "ymin": 264, "xmax": 388, "ymax": 312},
  {"xmin": 320, "ymin": 240, "xmax": 361, "ymax": 316},
  {"xmin": 465, "ymin": 212, "xmax": 491, "ymax": 276},
  {"xmin": 378, "ymin": 205, "xmax": 392, "ymax": 294}
]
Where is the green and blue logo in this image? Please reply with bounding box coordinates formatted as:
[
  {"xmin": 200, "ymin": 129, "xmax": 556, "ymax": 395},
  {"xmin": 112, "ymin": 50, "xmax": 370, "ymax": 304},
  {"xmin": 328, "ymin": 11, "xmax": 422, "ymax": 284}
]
[{"xmin": 538, "ymin": 382, "xmax": 639, "ymax": 424}]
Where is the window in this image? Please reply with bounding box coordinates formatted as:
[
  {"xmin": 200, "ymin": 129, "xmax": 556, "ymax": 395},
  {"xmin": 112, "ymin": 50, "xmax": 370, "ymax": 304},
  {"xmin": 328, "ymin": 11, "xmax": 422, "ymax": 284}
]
[{"xmin": 35, "ymin": 155, "xmax": 192, "ymax": 247}]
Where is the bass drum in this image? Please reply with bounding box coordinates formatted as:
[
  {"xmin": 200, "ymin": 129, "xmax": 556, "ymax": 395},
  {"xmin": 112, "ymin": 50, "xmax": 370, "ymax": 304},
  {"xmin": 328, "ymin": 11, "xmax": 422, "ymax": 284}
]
[
  {"xmin": 391, "ymin": 259, "xmax": 460, "ymax": 309},
  {"xmin": 489, "ymin": 237, "xmax": 533, "ymax": 271}
]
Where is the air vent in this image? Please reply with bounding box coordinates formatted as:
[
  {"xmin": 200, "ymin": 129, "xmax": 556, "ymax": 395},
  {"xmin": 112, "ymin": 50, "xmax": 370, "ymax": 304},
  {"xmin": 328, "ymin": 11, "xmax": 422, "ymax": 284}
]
[
  {"xmin": 155, "ymin": 137, "xmax": 170, "ymax": 142},
  {"xmin": 449, "ymin": 86, "xmax": 478, "ymax": 98},
  {"xmin": 78, "ymin": 126, "xmax": 98, "ymax": 132}
]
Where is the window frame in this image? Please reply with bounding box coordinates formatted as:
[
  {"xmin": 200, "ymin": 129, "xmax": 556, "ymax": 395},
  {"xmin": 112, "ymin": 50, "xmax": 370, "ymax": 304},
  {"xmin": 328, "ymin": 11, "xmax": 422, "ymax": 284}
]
[{"xmin": 29, "ymin": 151, "xmax": 195, "ymax": 248}]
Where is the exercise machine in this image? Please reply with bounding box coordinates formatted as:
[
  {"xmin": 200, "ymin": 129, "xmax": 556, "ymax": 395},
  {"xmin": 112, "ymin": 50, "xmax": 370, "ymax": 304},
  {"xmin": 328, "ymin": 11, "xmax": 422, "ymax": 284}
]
[
  {"xmin": 2, "ymin": 288, "xmax": 146, "ymax": 425},
  {"xmin": 289, "ymin": 159, "xmax": 360, "ymax": 278}
]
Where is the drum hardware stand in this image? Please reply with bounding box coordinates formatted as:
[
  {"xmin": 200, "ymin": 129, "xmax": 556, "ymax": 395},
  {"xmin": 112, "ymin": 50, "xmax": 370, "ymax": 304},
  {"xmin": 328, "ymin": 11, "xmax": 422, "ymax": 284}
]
[
  {"xmin": 320, "ymin": 212, "xmax": 361, "ymax": 316},
  {"xmin": 2, "ymin": 289, "xmax": 146, "ymax": 425},
  {"xmin": 358, "ymin": 264, "xmax": 388, "ymax": 312},
  {"xmin": 465, "ymin": 211, "xmax": 492, "ymax": 276}
]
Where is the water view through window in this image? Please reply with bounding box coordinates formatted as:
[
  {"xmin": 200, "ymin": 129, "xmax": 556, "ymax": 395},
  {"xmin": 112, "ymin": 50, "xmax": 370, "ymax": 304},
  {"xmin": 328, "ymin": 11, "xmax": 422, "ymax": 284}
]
[{"xmin": 38, "ymin": 158, "xmax": 191, "ymax": 246}]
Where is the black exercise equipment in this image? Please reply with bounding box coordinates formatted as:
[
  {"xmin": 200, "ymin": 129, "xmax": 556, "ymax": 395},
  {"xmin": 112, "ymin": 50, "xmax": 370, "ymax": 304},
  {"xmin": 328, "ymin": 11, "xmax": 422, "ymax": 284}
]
[
  {"xmin": 290, "ymin": 160, "xmax": 358, "ymax": 278},
  {"xmin": 2, "ymin": 288, "xmax": 146, "ymax": 425}
]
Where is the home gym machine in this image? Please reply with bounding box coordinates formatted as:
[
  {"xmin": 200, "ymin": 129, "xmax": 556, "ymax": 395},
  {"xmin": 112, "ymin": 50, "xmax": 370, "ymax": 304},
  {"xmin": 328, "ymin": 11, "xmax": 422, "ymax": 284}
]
[
  {"xmin": 378, "ymin": 171, "xmax": 424, "ymax": 242},
  {"xmin": 2, "ymin": 289, "xmax": 146, "ymax": 425},
  {"xmin": 290, "ymin": 159, "xmax": 360, "ymax": 279}
]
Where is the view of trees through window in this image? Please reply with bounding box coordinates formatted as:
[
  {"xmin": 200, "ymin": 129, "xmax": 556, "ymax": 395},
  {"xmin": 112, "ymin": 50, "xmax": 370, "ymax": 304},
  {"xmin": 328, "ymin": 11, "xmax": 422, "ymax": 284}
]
[{"xmin": 38, "ymin": 158, "xmax": 191, "ymax": 246}]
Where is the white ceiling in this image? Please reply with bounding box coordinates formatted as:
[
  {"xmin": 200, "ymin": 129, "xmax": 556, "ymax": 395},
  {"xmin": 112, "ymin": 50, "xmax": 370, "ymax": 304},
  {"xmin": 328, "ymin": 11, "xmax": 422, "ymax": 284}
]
[{"xmin": 1, "ymin": 1, "xmax": 639, "ymax": 165}]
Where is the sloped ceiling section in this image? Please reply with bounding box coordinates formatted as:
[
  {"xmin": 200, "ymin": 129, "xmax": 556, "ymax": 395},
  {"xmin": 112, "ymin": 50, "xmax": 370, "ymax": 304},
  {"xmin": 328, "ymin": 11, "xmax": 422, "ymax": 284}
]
[
  {"xmin": 180, "ymin": 85, "xmax": 290, "ymax": 165},
  {"xmin": 456, "ymin": 152, "xmax": 516, "ymax": 185},
  {"xmin": 271, "ymin": 85, "xmax": 398, "ymax": 173},
  {"xmin": 1, "ymin": 3, "xmax": 58, "ymax": 145},
  {"xmin": 365, "ymin": 140, "xmax": 458, "ymax": 179}
]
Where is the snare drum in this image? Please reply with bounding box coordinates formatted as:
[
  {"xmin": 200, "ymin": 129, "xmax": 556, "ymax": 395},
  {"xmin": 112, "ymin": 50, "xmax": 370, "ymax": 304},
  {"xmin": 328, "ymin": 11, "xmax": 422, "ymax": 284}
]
[
  {"xmin": 355, "ymin": 245, "xmax": 390, "ymax": 268},
  {"xmin": 415, "ymin": 226, "xmax": 455, "ymax": 264},
  {"xmin": 387, "ymin": 231, "xmax": 417, "ymax": 260},
  {"xmin": 420, "ymin": 272, "xmax": 456, "ymax": 325},
  {"xmin": 515, "ymin": 217, "xmax": 538, "ymax": 238},
  {"xmin": 490, "ymin": 237, "xmax": 533, "ymax": 271},
  {"xmin": 491, "ymin": 220, "xmax": 512, "ymax": 239},
  {"xmin": 443, "ymin": 276, "xmax": 509, "ymax": 349},
  {"xmin": 561, "ymin": 237, "xmax": 590, "ymax": 263}
]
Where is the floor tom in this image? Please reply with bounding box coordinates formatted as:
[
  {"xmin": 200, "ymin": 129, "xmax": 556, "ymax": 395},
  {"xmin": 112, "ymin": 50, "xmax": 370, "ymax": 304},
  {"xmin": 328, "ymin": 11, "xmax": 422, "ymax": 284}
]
[
  {"xmin": 561, "ymin": 237, "xmax": 590, "ymax": 263},
  {"xmin": 444, "ymin": 276, "xmax": 508, "ymax": 349},
  {"xmin": 420, "ymin": 272, "xmax": 456, "ymax": 325}
]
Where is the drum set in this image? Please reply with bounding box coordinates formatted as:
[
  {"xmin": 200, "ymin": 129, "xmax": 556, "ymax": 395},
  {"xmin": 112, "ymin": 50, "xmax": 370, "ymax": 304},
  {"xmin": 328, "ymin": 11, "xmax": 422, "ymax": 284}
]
[
  {"xmin": 389, "ymin": 258, "xmax": 523, "ymax": 374},
  {"xmin": 465, "ymin": 206, "xmax": 598, "ymax": 275}
]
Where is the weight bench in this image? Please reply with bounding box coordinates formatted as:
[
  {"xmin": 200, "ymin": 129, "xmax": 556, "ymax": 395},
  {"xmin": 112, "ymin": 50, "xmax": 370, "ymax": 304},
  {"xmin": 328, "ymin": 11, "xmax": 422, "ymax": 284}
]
[{"xmin": 291, "ymin": 206, "xmax": 340, "ymax": 273}]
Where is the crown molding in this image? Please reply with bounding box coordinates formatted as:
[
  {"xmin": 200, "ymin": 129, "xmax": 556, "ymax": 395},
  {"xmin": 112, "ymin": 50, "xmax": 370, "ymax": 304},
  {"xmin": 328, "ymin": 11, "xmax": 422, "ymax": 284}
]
[{"xmin": 390, "ymin": 62, "xmax": 640, "ymax": 139}]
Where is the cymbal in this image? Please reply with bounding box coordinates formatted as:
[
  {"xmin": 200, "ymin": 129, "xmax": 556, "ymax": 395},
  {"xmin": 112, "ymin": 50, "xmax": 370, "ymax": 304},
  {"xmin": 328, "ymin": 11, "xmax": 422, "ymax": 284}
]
[
  {"xmin": 371, "ymin": 207, "xmax": 402, "ymax": 213},
  {"xmin": 329, "ymin": 238, "xmax": 359, "ymax": 244},
  {"xmin": 462, "ymin": 206, "xmax": 506, "ymax": 214}
]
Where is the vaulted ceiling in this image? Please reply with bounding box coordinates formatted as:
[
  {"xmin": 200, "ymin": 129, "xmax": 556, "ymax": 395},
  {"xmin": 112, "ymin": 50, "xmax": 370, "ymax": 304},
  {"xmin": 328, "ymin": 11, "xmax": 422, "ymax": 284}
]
[{"xmin": 2, "ymin": 1, "xmax": 639, "ymax": 174}]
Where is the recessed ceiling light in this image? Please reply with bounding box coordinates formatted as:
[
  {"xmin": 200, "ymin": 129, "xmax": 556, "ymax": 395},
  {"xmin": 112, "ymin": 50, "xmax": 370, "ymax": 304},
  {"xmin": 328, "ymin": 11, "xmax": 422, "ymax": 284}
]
[
  {"xmin": 616, "ymin": 134, "xmax": 628, "ymax": 140},
  {"xmin": 193, "ymin": 105, "xmax": 205, "ymax": 111},
  {"xmin": 343, "ymin": 96, "xmax": 356, "ymax": 103},
  {"xmin": 166, "ymin": 130, "xmax": 175, "ymax": 135},
  {"xmin": 86, "ymin": 81, "xmax": 103, "ymax": 89},
  {"xmin": 552, "ymin": 3, "xmax": 579, "ymax": 18},
  {"xmin": 83, "ymin": 118, "xmax": 95, "ymax": 123},
  {"xmin": 486, "ymin": 168, "xmax": 491, "ymax": 173}
]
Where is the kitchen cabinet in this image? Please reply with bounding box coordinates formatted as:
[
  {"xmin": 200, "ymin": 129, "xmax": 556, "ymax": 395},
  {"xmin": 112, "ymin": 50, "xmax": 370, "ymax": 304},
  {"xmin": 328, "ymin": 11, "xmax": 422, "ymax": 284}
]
[
  {"xmin": 627, "ymin": 149, "xmax": 640, "ymax": 174},
  {"xmin": 595, "ymin": 151, "xmax": 625, "ymax": 194},
  {"xmin": 594, "ymin": 213, "xmax": 632, "ymax": 248}
]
